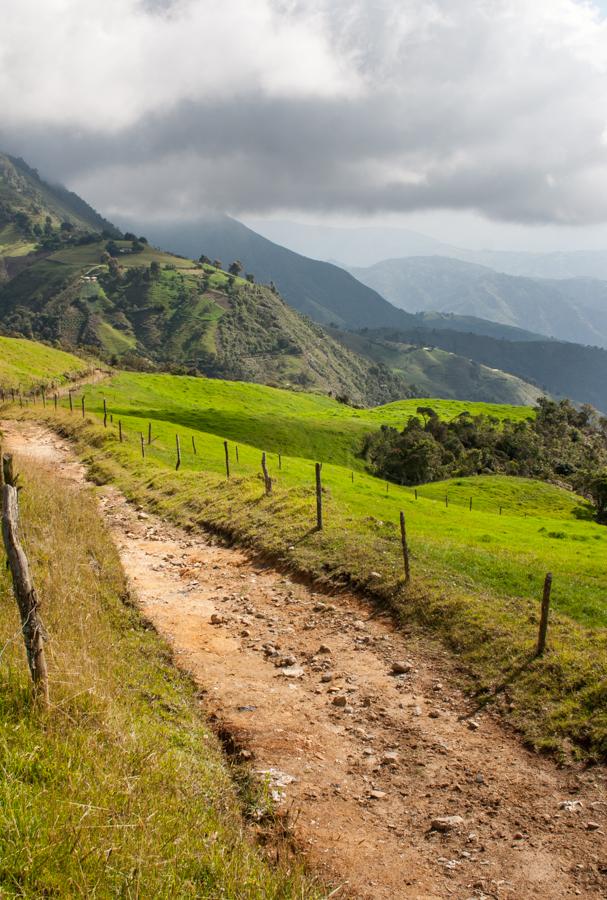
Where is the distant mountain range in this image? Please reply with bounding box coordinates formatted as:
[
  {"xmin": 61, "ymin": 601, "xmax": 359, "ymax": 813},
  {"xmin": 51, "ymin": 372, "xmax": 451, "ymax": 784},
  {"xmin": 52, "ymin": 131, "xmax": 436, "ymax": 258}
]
[
  {"xmin": 348, "ymin": 255, "xmax": 607, "ymax": 348},
  {"xmin": 245, "ymin": 218, "xmax": 607, "ymax": 280}
]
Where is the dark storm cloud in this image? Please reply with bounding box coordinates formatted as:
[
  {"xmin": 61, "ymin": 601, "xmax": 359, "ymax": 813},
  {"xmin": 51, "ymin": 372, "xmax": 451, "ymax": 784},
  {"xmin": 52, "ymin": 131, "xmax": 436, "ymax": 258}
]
[{"xmin": 2, "ymin": 0, "xmax": 607, "ymax": 225}]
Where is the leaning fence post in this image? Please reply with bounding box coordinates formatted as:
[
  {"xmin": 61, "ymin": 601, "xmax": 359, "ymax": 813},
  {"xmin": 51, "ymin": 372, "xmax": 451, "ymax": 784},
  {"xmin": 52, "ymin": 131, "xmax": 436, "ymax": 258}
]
[
  {"xmin": 261, "ymin": 452, "xmax": 272, "ymax": 494},
  {"xmin": 192, "ymin": 435, "xmax": 197, "ymax": 455},
  {"xmin": 399, "ymin": 510, "xmax": 411, "ymax": 583},
  {"xmin": 1, "ymin": 460, "xmax": 49, "ymax": 706},
  {"xmin": 224, "ymin": 441, "xmax": 230, "ymax": 479},
  {"xmin": 315, "ymin": 462, "xmax": 323, "ymax": 530},
  {"xmin": 235, "ymin": 445, "xmax": 239, "ymax": 463},
  {"xmin": 175, "ymin": 434, "xmax": 181, "ymax": 471},
  {"xmin": 536, "ymin": 573, "xmax": 553, "ymax": 657}
]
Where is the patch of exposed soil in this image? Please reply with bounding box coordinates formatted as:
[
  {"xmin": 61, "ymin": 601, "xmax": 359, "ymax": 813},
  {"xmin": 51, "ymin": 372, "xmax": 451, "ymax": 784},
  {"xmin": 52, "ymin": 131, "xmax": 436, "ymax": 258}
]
[{"xmin": 2, "ymin": 420, "xmax": 606, "ymax": 900}]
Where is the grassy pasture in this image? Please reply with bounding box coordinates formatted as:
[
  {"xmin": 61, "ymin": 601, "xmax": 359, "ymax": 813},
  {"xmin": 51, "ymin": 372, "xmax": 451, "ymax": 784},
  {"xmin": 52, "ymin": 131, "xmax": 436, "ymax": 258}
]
[
  {"xmin": 0, "ymin": 459, "xmax": 318, "ymax": 897},
  {"xmin": 5, "ymin": 371, "xmax": 606, "ymax": 757},
  {"xmin": 0, "ymin": 336, "xmax": 93, "ymax": 390}
]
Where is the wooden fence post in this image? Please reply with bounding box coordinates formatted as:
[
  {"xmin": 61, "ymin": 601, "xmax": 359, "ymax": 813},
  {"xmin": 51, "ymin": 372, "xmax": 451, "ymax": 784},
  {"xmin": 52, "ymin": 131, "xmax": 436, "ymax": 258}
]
[
  {"xmin": 278, "ymin": 452, "xmax": 282, "ymax": 470},
  {"xmin": 1, "ymin": 464, "xmax": 49, "ymax": 706},
  {"xmin": 399, "ymin": 510, "xmax": 411, "ymax": 583},
  {"xmin": 118, "ymin": 420, "xmax": 123, "ymax": 443},
  {"xmin": 261, "ymin": 452, "xmax": 272, "ymax": 494},
  {"xmin": 53, "ymin": 393, "xmax": 58, "ymax": 411},
  {"xmin": 175, "ymin": 434, "xmax": 181, "ymax": 471},
  {"xmin": 81, "ymin": 395, "xmax": 85, "ymax": 419},
  {"xmin": 148, "ymin": 422, "xmax": 152, "ymax": 446},
  {"xmin": 536, "ymin": 573, "xmax": 553, "ymax": 657},
  {"xmin": 414, "ymin": 488, "xmax": 418, "ymax": 500},
  {"xmin": 103, "ymin": 398, "xmax": 108, "ymax": 428},
  {"xmin": 41, "ymin": 390, "xmax": 46, "ymax": 408},
  {"xmin": 235, "ymin": 445, "xmax": 239, "ymax": 463},
  {"xmin": 140, "ymin": 433, "xmax": 145, "ymax": 458},
  {"xmin": 192, "ymin": 435, "xmax": 197, "ymax": 455},
  {"xmin": 315, "ymin": 462, "xmax": 323, "ymax": 530},
  {"xmin": 224, "ymin": 441, "xmax": 230, "ymax": 479},
  {"xmin": 68, "ymin": 391, "xmax": 73, "ymax": 414},
  {"xmin": 469, "ymin": 497, "xmax": 472, "ymax": 511}
]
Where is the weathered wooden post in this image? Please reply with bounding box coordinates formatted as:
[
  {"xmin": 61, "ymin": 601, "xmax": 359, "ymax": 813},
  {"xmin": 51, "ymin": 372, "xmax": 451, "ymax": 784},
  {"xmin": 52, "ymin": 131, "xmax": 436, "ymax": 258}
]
[
  {"xmin": 536, "ymin": 573, "xmax": 553, "ymax": 657},
  {"xmin": 148, "ymin": 422, "xmax": 152, "ymax": 446},
  {"xmin": 54, "ymin": 393, "xmax": 58, "ymax": 411},
  {"xmin": 315, "ymin": 462, "xmax": 323, "ymax": 531},
  {"xmin": 68, "ymin": 390, "xmax": 73, "ymax": 414},
  {"xmin": 1, "ymin": 457, "xmax": 49, "ymax": 706},
  {"xmin": 192, "ymin": 435, "xmax": 197, "ymax": 455},
  {"xmin": 261, "ymin": 452, "xmax": 272, "ymax": 494},
  {"xmin": 103, "ymin": 398, "xmax": 108, "ymax": 428},
  {"xmin": 81, "ymin": 395, "xmax": 85, "ymax": 419},
  {"xmin": 175, "ymin": 434, "xmax": 181, "ymax": 471},
  {"xmin": 399, "ymin": 510, "xmax": 411, "ymax": 583},
  {"xmin": 140, "ymin": 433, "xmax": 145, "ymax": 458},
  {"xmin": 118, "ymin": 420, "xmax": 123, "ymax": 443},
  {"xmin": 414, "ymin": 488, "xmax": 418, "ymax": 500},
  {"xmin": 235, "ymin": 445, "xmax": 239, "ymax": 463},
  {"xmin": 224, "ymin": 441, "xmax": 230, "ymax": 479}
]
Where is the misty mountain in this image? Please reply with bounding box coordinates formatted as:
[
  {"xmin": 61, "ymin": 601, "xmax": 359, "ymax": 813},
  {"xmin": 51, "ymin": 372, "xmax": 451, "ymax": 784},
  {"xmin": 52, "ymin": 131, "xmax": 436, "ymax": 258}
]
[
  {"xmin": 349, "ymin": 256, "xmax": 607, "ymax": 348},
  {"xmin": 246, "ymin": 218, "xmax": 607, "ymax": 282}
]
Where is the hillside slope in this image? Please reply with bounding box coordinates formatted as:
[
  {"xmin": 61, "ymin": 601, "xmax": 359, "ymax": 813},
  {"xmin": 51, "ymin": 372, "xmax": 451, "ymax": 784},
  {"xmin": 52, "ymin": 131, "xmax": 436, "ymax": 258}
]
[
  {"xmin": 328, "ymin": 328, "xmax": 542, "ymax": 405},
  {"xmin": 0, "ymin": 153, "xmax": 119, "ymax": 246},
  {"xmin": 0, "ymin": 335, "xmax": 94, "ymax": 390},
  {"xmin": 370, "ymin": 326, "xmax": 607, "ymax": 411},
  {"xmin": 0, "ymin": 240, "xmax": 410, "ymax": 405},
  {"xmin": 349, "ymin": 256, "xmax": 607, "ymax": 347},
  {"xmin": 125, "ymin": 214, "xmax": 424, "ymax": 329}
]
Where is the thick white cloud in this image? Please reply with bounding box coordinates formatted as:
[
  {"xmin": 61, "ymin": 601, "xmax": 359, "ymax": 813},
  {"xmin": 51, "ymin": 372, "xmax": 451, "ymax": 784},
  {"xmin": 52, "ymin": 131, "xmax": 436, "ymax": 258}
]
[{"xmin": 2, "ymin": 0, "xmax": 607, "ymax": 224}]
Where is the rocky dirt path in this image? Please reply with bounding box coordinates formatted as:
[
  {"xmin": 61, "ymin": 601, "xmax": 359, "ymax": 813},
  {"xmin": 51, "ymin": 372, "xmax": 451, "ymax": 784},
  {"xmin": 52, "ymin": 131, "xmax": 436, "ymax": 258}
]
[{"xmin": 2, "ymin": 420, "xmax": 606, "ymax": 900}]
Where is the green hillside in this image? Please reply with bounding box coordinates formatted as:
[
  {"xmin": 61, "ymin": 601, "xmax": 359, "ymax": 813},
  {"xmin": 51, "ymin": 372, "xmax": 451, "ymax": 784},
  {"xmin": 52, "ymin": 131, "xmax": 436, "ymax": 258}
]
[
  {"xmin": 0, "ymin": 242, "xmax": 410, "ymax": 405},
  {"xmin": 329, "ymin": 328, "xmax": 541, "ymax": 405},
  {"xmin": 0, "ymin": 335, "xmax": 94, "ymax": 390},
  {"xmin": 0, "ymin": 153, "xmax": 118, "ymax": 246}
]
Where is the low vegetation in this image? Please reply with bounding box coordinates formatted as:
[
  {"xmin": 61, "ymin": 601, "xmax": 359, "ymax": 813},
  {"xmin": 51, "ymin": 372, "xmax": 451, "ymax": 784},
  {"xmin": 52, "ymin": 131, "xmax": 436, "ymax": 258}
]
[
  {"xmin": 5, "ymin": 371, "xmax": 606, "ymax": 760},
  {"xmin": 0, "ymin": 335, "xmax": 95, "ymax": 391},
  {"xmin": 0, "ymin": 457, "xmax": 319, "ymax": 897}
]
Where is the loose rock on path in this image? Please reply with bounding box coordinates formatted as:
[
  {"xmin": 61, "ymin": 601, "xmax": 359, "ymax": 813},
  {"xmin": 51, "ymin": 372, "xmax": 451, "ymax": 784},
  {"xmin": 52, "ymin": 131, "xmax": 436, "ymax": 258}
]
[{"xmin": 2, "ymin": 421, "xmax": 606, "ymax": 900}]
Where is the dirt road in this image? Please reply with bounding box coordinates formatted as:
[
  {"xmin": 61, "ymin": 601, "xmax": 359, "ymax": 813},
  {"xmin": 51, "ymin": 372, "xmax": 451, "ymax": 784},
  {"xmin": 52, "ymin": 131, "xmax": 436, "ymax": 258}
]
[{"xmin": 2, "ymin": 420, "xmax": 606, "ymax": 899}]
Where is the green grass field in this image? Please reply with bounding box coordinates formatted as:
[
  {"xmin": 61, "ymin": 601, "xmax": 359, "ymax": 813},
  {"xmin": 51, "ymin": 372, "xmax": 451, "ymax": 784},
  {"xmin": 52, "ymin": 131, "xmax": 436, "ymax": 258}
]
[
  {"xmin": 4, "ymin": 369, "xmax": 606, "ymax": 758},
  {"xmin": 0, "ymin": 336, "xmax": 94, "ymax": 390},
  {"xmin": 0, "ymin": 458, "xmax": 318, "ymax": 897}
]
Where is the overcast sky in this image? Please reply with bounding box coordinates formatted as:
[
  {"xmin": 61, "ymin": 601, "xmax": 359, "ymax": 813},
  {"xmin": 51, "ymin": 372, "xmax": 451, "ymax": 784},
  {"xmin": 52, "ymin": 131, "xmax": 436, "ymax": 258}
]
[{"xmin": 3, "ymin": 0, "xmax": 607, "ymax": 251}]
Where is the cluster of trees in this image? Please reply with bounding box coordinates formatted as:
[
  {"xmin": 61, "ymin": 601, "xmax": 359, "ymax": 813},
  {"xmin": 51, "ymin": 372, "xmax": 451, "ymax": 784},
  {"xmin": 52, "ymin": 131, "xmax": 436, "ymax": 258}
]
[{"xmin": 363, "ymin": 398, "xmax": 607, "ymax": 518}]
